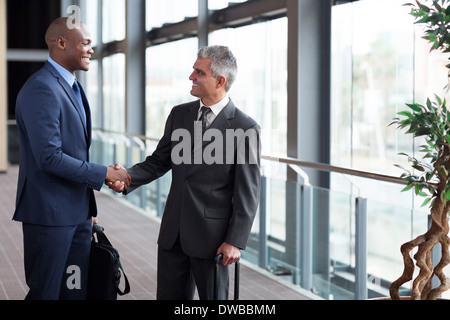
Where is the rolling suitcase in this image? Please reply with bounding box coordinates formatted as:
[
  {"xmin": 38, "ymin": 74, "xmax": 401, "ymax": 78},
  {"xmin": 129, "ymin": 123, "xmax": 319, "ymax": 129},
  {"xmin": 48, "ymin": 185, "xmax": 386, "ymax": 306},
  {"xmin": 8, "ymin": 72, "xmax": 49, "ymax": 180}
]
[{"xmin": 214, "ymin": 253, "xmax": 240, "ymax": 300}]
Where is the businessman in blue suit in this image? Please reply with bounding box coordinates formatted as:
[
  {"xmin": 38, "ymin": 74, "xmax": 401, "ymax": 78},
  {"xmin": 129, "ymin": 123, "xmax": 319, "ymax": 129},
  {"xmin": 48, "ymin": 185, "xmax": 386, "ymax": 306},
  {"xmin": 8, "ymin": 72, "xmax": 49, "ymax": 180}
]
[{"xmin": 13, "ymin": 17, "xmax": 130, "ymax": 300}]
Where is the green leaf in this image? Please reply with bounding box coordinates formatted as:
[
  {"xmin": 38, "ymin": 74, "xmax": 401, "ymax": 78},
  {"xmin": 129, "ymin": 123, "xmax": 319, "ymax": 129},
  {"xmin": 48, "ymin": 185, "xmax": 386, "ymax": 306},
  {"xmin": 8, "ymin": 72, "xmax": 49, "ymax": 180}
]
[
  {"xmin": 421, "ymin": 197, "xmax": 432, "ymax": 207},
  {"xmin": 406, "ymin": 103, "xmax": 423, "ymax": 112},
  {"xmin": 398, "ymin": 152, "xmax": 411, "ymax": 157},
  {"xmin": 426, "ymin": 171, "xmax": 435, "ymax": 181},
  {"xmin": 402, "ymin": 184, "xmax": 414, "ymax": 192},
  {"xmin": 415, "ymin": 184, "xmax": 421, "ymax": 195},
  {"xmin": 423, "ymin": 32, "xmax": 437, "ymax": 42},
  {"xmin": 435, "ymin": 94, "xmax": 442, "ymax": 105},
  {"xmin": 419, "ymin": 144, "xmax": 431, "ymax": 152},
  {"xmin": 417, "ymin": 2, "xmax": 431, "ymax": 13},
  {"xmin": 398, "ymin": 110, "xmax": 413, "ymax": 118}
]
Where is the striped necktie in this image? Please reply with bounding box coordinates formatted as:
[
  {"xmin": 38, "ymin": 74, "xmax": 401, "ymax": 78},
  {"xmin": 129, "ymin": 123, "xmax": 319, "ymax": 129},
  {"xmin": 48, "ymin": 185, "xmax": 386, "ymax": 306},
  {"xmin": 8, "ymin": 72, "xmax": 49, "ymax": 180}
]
[{"xmin": 199, "ymin": 106, "xmax": 211, "ymax": 131}]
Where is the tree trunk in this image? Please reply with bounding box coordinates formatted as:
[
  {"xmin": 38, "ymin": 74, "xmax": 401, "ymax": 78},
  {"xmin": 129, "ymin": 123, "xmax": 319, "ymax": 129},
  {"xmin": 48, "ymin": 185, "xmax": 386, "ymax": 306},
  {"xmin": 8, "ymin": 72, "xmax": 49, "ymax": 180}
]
[{"xmin": 390, "ymin": 181, "xmax": 450, "ymax": 300}]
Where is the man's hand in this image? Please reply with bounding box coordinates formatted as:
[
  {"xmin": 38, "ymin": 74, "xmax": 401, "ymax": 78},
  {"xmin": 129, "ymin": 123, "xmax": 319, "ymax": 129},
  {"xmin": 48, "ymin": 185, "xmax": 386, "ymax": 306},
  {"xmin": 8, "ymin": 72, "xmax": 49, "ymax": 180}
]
[
  {"xmin": 105, "ymin": 163, "xmax": 131, "ymax": 192},
  {"xmin": 216, "ymin": 242, "xmax": 240, "ymax": 266}
]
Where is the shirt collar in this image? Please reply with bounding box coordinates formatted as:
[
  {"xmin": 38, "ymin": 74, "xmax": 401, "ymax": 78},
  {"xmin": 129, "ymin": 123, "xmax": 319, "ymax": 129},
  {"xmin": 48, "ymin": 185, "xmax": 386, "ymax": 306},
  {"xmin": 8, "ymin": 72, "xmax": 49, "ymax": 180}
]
[
  {"xmin": 47, "ymin": 57, "xmax": 77, "ymax": 87},
  {"xmin": 199, "ymin": 95, "xmax": 230, "ymax": 116}
]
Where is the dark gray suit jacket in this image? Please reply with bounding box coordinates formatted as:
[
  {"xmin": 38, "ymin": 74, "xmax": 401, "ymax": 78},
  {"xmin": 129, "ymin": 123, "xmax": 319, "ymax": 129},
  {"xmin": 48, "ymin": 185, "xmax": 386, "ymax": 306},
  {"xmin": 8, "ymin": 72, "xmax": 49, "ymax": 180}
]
[{"xmin": 125, "ymin": 99, "xmax": 261, "ymax": 259}]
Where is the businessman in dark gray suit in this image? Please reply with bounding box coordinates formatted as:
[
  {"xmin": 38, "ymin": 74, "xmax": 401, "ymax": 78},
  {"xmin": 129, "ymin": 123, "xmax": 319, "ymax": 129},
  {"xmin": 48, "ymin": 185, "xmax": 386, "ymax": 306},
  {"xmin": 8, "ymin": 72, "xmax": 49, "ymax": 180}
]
[{"xmin": 114, "ymin": 46, "xmax": 261, "ymax": 299}]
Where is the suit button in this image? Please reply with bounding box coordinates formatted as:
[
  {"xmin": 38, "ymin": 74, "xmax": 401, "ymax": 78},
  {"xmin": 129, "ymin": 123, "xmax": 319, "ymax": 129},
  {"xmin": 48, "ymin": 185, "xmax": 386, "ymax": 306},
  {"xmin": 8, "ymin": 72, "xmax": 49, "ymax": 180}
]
[{"xmin": 184, "ymin": 178, "xmax": 191, "ymax": 183}]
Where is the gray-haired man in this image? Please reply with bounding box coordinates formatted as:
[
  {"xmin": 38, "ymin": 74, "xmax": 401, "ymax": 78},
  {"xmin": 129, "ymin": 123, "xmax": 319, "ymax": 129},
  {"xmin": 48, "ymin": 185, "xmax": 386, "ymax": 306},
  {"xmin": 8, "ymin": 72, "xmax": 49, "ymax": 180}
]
[{"xmin": 115, "ymin": 46, "xmax": 261, "ymax": 300}]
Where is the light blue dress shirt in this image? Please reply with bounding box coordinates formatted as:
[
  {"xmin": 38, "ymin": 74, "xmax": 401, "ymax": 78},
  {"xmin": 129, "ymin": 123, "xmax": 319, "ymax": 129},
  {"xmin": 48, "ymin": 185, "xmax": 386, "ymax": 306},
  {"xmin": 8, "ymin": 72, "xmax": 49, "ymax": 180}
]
[{"xmin": 47, "ymin": 57, "xmax": 86, "ymax": 125}]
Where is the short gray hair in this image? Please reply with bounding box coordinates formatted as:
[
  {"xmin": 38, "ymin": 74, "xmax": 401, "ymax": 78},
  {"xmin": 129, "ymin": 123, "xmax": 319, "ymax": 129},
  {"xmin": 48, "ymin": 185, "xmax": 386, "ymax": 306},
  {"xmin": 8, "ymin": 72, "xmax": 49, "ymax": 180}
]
[{"xmin": 197, "ymin": 45, "xmax": 237, "ymax": 92}]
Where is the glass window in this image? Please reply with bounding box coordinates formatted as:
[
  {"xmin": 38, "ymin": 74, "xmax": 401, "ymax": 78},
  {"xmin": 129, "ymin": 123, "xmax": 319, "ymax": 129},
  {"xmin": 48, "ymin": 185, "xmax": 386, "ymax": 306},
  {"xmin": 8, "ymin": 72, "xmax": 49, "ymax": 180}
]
[
  {"xmin": 331, "ymin": 0, "xmax": 416, "ymax": 176},
  {"xmin": 146, "ymin": 0, "xmax": 198, "ymax": 30},
  {"xmin": 331, "ymin": 0, "xmax": 450, "ymax": 177},
  {"xmin": 330, "ymin": 0, "xmax": 429, "ymax": 209},
  {"xmin": 208, "ymin": 0, "xmax": 248, "ymax": 10},
  {"xmin": 103, "ymin": 54, "xmax": 126, "ymax": 132},
  {"xmin": 209, "ymin": 18, "xmax": 288, "ymax": 158},
  {"xmin": 145, "ymin": 38, "xmax": 198, "ymax": 138},
  {"xmin": 85, "ymin": 60, "xmax": 99, "ymax": 128},
  {"xmin": 83, "ymin": 0, "xmax": 99, "ymax": 47},
  {"xmin": 330, "ymin": 0, "xmax": 450, "ymax": 297},
  {"xmin": 103, "ymin": 0, "xmax": 125, "ymax": 43}
]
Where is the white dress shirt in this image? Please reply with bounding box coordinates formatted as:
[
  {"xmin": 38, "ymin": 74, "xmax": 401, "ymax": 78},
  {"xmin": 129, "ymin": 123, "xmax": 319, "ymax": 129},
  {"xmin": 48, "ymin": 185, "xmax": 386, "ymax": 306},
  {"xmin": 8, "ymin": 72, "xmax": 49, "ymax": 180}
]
[{"xmin": 198, "ymin": 95, "xmax": 230, "ymax": 129}]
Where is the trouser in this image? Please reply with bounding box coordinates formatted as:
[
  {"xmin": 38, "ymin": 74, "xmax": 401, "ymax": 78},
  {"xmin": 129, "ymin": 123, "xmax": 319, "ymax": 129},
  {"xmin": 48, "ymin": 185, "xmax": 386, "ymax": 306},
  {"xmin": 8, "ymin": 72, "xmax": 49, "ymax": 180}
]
[
  {"xmin": 156, "ymin": 236, "xmax": 229, "ymax": 300},
  {"xmin": 22, "ymin": 219, "xmax": 92, "ymax": 300}
]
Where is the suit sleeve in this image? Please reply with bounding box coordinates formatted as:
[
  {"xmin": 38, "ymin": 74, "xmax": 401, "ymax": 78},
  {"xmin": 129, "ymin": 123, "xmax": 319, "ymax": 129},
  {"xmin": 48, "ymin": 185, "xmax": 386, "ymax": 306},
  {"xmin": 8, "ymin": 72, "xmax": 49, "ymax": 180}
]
[
  {"xmin": 224, "ymin": 124, "xmax": 261, "ymax": 250},
  {"xmin": 19, "ymin": 80, "xmax": 107, "ymax": 191},
  {"xmin": 124, "ymin": 108, "xmax": 174, "ymax": 194}
]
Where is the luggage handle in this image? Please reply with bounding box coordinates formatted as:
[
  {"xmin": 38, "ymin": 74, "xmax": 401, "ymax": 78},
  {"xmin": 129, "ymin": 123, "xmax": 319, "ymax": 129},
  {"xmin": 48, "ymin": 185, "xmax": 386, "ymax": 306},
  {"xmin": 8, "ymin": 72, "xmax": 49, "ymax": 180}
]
[
  {"xmin": 92, "ymin": 223, "xmax": 112, "ymax": 246},
  {"xmin": 214, "ymin": 253, "xmax": 240, "ymax": 300},
  {"xmin": 92, "ymin": 223, "xmax": 104, "ymax": 233}
]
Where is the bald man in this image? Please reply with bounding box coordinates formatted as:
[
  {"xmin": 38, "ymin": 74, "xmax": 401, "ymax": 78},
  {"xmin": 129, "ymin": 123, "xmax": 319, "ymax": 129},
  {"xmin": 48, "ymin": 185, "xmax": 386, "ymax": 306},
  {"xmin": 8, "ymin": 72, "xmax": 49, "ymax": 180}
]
[{"xmin": 13, "ymin": 17, "xmax": 130, "ymax": 300}]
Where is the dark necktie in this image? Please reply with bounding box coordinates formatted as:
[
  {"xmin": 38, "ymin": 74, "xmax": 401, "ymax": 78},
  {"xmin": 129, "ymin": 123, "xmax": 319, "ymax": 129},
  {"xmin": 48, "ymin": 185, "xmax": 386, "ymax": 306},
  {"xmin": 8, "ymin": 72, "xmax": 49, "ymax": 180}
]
[
  {"xmin": 72, "ymin": 80, "xmax": 87, "ymax": 126},
  {"xmin": 199, "ymin": 106, "xmax": 211, "ymax": 131}
]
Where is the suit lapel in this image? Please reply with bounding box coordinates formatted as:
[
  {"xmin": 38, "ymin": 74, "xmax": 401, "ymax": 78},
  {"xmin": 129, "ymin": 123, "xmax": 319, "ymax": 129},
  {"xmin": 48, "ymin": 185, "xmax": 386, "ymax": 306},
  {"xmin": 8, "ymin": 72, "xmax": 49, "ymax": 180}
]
[
  {"xmin": 208, "ymin": 100, "xmax": 235, "ymax": 132},
  {"xmin": 184, "ymin": 101, "xmax": 201, "ymax": 149},
  {"xmin": 202, "ymin": 99, "xmax": 235, "ymax": 148},
  {"xmin": 45, "ymin": 62, "xmax": 89, "ymax": 140},
  {"xmin": 184, "ymin": 100, "xmax": 200, "ymax": 129},
  {"xmin": 64, "ymin": 79, "xmax": 89, "ymax": 139},
  {"xmin": 78, "ymin": 83, "xmax": 92, "ymax": 146}
]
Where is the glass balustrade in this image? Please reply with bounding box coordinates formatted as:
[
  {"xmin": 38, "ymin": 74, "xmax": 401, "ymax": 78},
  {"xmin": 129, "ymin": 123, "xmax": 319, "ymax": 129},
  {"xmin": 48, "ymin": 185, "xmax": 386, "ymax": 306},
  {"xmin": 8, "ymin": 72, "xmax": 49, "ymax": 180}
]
[{"xmin": 86, "ymin": 129, "xmax": 442, "ymax": 300}]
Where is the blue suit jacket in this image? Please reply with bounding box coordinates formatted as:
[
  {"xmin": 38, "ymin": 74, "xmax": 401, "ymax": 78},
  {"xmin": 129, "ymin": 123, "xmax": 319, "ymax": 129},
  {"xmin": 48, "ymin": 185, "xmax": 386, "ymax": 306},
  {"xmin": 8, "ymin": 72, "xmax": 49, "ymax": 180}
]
[{"xmin": 13, "ymin": 62, "xmax": 107, "ymax": 226}]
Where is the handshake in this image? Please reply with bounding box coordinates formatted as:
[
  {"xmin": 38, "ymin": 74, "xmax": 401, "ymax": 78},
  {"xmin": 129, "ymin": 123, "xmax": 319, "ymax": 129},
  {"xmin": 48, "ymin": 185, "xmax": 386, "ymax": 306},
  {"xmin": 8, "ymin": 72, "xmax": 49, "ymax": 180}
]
[{"xmin": 105, "ymin": 163, "xmax": 131, "ymax": 193}]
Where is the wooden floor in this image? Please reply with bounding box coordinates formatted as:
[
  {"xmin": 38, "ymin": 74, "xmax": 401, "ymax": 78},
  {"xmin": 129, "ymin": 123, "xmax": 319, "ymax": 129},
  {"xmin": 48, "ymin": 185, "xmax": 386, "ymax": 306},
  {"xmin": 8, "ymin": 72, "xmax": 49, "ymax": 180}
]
[{"xmin": 0, "ymin": 165, "xmax": 314, "ymax": 300}]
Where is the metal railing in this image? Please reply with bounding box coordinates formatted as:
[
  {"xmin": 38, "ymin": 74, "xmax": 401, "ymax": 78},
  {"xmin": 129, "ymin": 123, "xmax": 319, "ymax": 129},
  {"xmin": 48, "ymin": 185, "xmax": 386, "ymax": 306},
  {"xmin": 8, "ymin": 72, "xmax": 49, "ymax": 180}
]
[
  {"xmin": 7, "ymin": 123, "xmax": 424, "ymax": 299},
  {"xmin": 87, "ymin": 128, "xmax": 427, "ymax": 300}
]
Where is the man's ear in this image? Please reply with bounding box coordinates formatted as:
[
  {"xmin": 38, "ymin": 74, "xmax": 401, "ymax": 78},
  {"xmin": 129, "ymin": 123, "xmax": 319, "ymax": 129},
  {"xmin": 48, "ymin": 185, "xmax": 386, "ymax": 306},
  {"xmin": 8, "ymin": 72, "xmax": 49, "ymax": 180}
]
[
  {"xmin": 56, "ymin": 36, "xmax": 66, "ymax": 50},
  {"xmin": 216, "ymin": 76, "xmax": 227, "ymax": 89}
]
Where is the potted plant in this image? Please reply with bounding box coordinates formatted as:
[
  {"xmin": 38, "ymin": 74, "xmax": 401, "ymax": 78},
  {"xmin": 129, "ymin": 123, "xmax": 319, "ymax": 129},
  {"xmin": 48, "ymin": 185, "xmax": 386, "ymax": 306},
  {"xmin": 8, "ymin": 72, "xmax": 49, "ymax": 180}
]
[{"xmin": 389, "ymin": 0, "xmax": 450, "ymax": 300}]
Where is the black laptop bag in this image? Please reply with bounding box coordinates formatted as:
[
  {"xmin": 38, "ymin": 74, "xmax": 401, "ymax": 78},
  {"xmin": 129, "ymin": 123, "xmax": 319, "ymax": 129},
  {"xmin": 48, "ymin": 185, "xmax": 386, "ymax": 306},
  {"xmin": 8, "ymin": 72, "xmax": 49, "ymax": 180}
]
[{"xmin": 86, "ymin": 224, "xmax": 130, "ymax": 300}]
